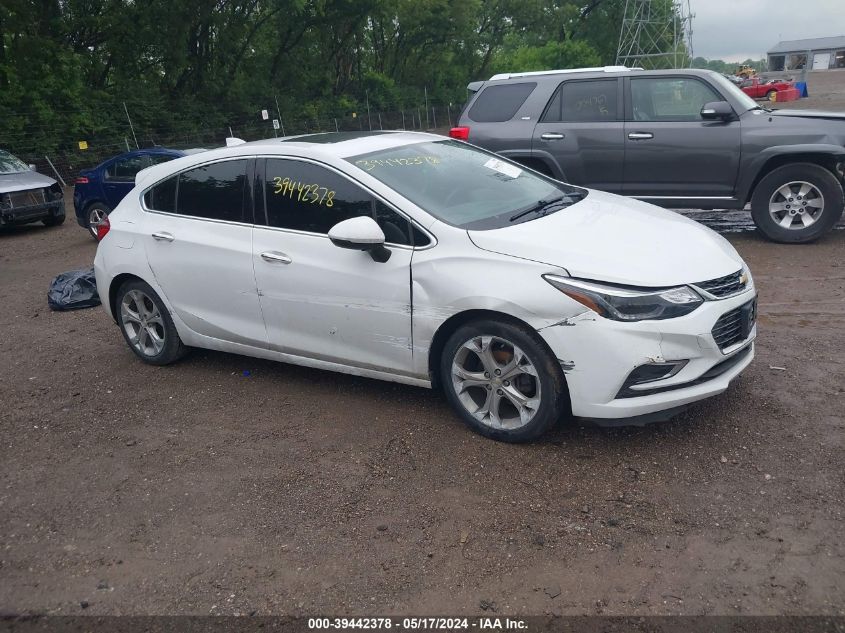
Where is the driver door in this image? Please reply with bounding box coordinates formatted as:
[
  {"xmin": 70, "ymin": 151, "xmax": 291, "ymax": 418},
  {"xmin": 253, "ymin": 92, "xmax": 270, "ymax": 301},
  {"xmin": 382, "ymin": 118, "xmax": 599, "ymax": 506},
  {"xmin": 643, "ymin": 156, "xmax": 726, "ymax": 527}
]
[
  {"xmin": 623, "ymin": 76, "xmax": 742, "ymax": 197},
  {"xmin": 251, "ymin": 158, "xmax": 416, "ymax": 376}
]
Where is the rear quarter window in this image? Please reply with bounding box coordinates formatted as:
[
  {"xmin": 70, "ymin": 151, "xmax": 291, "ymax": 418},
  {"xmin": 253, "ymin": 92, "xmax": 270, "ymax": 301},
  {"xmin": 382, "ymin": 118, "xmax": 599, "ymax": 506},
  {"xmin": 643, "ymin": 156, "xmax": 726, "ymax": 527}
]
[{"xmin": 467, "ymin": 82, "xmax": 537, "ymax": 123}]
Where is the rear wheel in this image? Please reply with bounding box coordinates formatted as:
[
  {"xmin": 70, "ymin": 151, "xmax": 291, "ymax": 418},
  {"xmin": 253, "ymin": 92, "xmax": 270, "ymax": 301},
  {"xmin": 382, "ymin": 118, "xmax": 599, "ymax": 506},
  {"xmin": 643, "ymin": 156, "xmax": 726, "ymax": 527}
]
[
  {"xmin": 766, "ymin": 89, "xmax": 777, "ymax": 101},
  {"xmin": 86, "ymin": 203, "xmax": 110, "ymax": 240},
  {"xmin": 115, "ymin": 280, "xmax": 186, "ymax": 365},
  {"xmin": 750, "ymin": 163, "xmax": 844, "ymax": 243},
  {"xmin": 440, "ymin": 319, "xmax": 568, "ymax": 442}
]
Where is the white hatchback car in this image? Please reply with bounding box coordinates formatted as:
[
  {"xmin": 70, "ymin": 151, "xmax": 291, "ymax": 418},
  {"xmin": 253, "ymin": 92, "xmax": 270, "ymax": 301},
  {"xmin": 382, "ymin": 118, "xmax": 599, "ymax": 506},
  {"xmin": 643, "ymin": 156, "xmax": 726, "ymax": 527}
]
[{"xmin": 94, "ymin": 131, "xmax": 757, "ymax": 442}]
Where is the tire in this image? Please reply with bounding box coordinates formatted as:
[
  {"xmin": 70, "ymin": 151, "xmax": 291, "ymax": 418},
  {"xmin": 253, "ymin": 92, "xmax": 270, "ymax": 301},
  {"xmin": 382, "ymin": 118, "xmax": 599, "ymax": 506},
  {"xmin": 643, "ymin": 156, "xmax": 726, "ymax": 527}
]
[
  {"xmin": 750, "ymin": 162, "xmax": 844, "ymax": 243},
  {"xmin": 86, "ymin": 203, "xmax": 110, "ymax": 239},
  {"xmin": 42, "ymin": 213, "xmax": 65, "ymax": 226},
  {"xmin": 766, "ymin": 90, "xmax": 777, "ymax": 101},
  {"xmin": 115, "ymin": 279, "xmax": 187, "ymax": 366},
  {"xmin": 439, "ymin": 319, "xmax": 568, "ymax": 443}
]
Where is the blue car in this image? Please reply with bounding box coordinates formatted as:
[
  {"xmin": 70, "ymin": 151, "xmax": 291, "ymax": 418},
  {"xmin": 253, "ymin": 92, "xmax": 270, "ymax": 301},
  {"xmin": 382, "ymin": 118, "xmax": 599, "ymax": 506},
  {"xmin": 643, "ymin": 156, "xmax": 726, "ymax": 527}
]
[{"xmin": 73, "ymin": 147, "xmax": 203, "ymax": 238}]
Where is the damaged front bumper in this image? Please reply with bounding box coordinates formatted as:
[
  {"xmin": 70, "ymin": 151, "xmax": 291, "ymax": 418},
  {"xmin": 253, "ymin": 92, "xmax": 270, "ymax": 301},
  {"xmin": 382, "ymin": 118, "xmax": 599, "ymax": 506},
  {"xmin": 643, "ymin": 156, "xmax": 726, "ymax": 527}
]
[
  {"xmin": 537, "ymin": 288, "xmax": 757, "ymax": 422},
  {"xmin": 0, "ymin": 192, "xmax": 65, "ymax": 226}
]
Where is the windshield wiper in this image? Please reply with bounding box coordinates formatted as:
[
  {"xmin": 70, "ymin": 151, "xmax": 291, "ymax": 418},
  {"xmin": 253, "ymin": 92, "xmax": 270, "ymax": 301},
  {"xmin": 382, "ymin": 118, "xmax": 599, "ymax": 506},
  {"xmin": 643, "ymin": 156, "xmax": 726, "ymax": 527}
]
[{"xmin": 509, "ymin": 195, "xmax": 568, "ymax": 222}]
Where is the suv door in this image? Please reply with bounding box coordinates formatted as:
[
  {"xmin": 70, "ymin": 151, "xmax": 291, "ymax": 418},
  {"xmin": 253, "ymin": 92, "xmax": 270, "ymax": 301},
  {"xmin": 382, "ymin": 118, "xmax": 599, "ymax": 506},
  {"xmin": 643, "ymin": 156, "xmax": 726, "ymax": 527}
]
[
  {"xmin": 141, "ymin": 158, "xmax": 267, "ymax": 348},
  {"xmin": 104, "ymin": 154, "xmax": 150, "ymax": 208},
  {"xmin": 531, "ymin": 78, "xmax": 624, "ymax": 192},
  {"xmin": 252, "ymin": 157, "xmax": 417, "ymax": 375},
  {"xmin": 623, "ymin": 76, "xmax": 741, "ymax": 198}
]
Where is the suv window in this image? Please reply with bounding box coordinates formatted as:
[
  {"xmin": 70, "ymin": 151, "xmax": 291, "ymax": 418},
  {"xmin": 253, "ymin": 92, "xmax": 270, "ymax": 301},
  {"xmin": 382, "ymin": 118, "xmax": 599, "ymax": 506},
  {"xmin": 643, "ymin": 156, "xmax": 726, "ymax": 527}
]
[
  {"xmin": 143, "ymin": 159, "xmax": 248, "ymax": 222},
  {"xmin": 631, "ymin": 77, "xmax": 722, "ymax": 122},
  {"xmin": 106, "ymin": 155, "xmax": 149, "ymax": 182},
  {"xmin": 263, "ymin": 158, "xmax": 425, "ymax": 246},
  {"xmin": 467, "ymin": 82, "xmax": 536, "ymax": 123},
  {"xmin": 543, "ymin": 79, "xmax": 618, "ymax": 123}
]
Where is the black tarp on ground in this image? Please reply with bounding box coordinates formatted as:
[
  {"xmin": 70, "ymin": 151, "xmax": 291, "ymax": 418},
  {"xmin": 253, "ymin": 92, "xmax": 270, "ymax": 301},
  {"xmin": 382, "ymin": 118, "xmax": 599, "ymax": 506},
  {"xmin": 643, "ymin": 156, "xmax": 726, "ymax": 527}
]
[{"xmin": 47, "ymin": 267, "xmax": 101, "ymax": 311}]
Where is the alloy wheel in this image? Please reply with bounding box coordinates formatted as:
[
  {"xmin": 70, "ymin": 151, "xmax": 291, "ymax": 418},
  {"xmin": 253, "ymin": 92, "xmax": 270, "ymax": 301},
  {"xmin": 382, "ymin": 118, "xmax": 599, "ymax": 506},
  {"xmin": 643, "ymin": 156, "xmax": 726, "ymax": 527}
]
[
  {"xmin": 450, "ymin": 335, "xmax": 541, "ymax": 431},
  {"xmin": 120, "ymin": 289, "xmax": 166, "ymax": 357},
  {"xmin": 768, "ymin": 181, "xmax": 825, "ymax": 230},
  {"xmin": 88, "ymin": 207, "xmax": 106, "ymax": 237}
]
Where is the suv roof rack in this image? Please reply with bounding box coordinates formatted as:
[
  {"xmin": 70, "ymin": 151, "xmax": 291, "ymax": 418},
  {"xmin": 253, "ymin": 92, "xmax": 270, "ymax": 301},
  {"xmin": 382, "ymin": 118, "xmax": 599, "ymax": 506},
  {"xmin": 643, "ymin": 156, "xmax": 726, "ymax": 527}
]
[{"xmin": 489, "ymin": 65, "xmax": 642, "ymax": 81}]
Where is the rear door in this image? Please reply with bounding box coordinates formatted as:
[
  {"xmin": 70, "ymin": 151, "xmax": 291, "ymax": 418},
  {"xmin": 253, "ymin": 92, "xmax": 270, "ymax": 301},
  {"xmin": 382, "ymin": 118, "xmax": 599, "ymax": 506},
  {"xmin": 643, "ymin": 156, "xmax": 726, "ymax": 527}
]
[
  {"xmin": 141, "ymin": 158, "xmax": 267, "ymax": 348},
  {"xmin": 531, "ymin": 78, "xmax": 625, "ymax": 192},
  {"xmin": 623, "ymin": 75, "xmax": 741, "ymax": 197},
  {"xmin": 103, "ymin": 153, "xmax": 150, "ymax": 208}
]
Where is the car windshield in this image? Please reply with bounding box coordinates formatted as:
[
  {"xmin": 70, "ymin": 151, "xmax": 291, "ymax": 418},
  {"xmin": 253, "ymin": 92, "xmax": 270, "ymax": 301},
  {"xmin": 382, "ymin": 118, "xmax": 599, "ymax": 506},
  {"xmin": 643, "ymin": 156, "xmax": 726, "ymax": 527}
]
[
  {"xmin": 710, "ymin": 72, "xmax": 759, "ymax": 112},
  {"xmin": 0, "ymin": 150, "xmax": 30, "ymax": 175},
  {"xmin": 347, "ymin": 139, "xmax": 585, "ymax": 230}
]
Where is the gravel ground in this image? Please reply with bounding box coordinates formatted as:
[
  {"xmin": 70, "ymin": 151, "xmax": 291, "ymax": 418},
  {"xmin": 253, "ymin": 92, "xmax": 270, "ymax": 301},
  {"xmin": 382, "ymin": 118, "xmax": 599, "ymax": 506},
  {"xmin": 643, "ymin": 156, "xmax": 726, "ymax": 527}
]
[{"xmin": 1, "ymin": 196, "xmax": 843, "ymax": 618}]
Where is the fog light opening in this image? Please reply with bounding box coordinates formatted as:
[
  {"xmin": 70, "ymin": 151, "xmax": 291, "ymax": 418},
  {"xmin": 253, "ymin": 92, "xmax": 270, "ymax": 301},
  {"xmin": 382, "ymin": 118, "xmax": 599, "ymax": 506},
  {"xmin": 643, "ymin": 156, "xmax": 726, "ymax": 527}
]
[{"xmin": 618, "ymin": 360, "xmax": 689, "ymax": 397}]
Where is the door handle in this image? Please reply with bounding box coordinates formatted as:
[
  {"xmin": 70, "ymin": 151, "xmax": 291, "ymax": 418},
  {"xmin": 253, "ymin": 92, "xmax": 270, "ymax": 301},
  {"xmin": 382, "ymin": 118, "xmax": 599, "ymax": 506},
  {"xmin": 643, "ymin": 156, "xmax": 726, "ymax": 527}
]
[
  {"xmin": 541, "ymin": 133, "xmax": 565, "ymax": 140},
  {"xmin": 151, "ymin": 231, "xmax": 174, "ymax": 242},
  {"xmin": 628, "ymin": 132, "xmax": 654, "ymax": 140},
  {"xmin": 260, "ymin": 251, "xmax": 292, "ymax": 264}
]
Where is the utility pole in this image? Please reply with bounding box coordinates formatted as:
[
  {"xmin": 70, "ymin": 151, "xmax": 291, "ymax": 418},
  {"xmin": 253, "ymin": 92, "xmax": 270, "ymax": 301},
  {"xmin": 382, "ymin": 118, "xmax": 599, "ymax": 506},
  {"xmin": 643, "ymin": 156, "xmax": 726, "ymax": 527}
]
[
  {"xmin": 366, "ymin": 91, "xmax": 372, "ymax": 131},
  {"xmin": 274, "ymin": 94, "xmax": 286, "ymax": 136},
  {"xmin": 424, "ymin": 86, "xmax": 430, "ymax": 128},
  {"xmin": 123, "ymin": 102, "xmax": 139, "ymax": 149}
]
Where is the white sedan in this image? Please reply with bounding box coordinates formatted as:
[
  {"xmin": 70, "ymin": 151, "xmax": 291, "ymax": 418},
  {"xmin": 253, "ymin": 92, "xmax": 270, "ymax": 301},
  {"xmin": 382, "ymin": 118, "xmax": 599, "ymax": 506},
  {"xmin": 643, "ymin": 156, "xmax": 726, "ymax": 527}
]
[{"xmin": 94, "ymin": 131, "xmax": 757, "ymax": 442}]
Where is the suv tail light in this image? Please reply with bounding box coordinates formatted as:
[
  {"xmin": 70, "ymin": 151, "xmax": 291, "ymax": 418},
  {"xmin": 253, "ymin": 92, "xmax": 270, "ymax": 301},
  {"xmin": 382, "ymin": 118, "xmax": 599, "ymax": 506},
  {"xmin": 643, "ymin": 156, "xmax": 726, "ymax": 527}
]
[
  {"xmin": 75, "ymin": 176, "xmax": 89, "ymax": 184},
  {"xmin": 96, "ymin": 215, "xmax": 110, "ymax": 241},
  {"xmin": 449, "ymin": 126, "xmax": 470, "ymax": 140}
]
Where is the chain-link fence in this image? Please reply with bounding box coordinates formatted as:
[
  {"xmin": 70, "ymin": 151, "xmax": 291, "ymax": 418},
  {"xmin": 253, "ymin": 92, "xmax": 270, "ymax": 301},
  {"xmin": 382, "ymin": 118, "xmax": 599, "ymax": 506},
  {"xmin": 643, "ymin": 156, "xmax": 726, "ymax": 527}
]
[{"xmin": 6, "ymin": 101, "xmax": 464, "ymax": 185}]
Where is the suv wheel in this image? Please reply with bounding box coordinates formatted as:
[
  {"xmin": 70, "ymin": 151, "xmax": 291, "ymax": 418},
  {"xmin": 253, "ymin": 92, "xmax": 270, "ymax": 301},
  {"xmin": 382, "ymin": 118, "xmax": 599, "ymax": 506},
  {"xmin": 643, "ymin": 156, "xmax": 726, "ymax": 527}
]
[
  {"xmin": 750, "ymin": 163, "xmax": 844, "ymax": 243},
  {"xmin": 440, "ymin": 319, "xmax": 567, "ymax": 443}
]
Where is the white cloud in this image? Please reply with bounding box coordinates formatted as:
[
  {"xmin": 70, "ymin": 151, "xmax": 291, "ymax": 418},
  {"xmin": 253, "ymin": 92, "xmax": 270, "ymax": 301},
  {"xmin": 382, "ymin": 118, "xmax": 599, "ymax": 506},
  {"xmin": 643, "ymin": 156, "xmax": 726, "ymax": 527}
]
[{"xmin": 690, "ymin": 0, "xmax": 845, "ymax": 60}]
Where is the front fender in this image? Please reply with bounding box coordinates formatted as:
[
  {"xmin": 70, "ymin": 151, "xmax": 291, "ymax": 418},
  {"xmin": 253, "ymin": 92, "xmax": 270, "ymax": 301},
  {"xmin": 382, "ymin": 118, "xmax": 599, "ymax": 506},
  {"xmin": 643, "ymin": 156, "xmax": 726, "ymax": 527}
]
[{"xmin": 737, "ymin": 144, "xmax": 845, "ymax": 203}]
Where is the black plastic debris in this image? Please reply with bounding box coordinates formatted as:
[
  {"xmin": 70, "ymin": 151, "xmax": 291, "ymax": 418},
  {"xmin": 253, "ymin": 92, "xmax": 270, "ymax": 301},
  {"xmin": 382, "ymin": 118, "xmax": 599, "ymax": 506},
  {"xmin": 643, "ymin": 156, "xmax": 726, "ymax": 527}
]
[{"xmin": 47, "ymin": 267, "xmax": 101, "ymax": 311}]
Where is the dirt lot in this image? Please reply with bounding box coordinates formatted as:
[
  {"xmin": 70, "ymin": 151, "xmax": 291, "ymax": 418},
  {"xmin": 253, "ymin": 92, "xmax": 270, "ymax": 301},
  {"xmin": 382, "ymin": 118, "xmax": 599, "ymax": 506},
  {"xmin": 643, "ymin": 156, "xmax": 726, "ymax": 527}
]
[{"xmin": 1, "ymin": 192, "xmax": 844, "ymax": 618}]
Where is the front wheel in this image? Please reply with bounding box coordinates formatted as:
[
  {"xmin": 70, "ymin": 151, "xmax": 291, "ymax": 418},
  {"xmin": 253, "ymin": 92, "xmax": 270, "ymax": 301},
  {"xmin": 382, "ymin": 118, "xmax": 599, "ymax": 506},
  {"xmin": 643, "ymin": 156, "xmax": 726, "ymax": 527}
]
[
  {"xmin": 766, "ymin": 90, "xmax": 777, "ymax": 101},
  {"xmin": 750, "ymin": 163, "xmax": 844, "ymax": 243},
  {"xmin": 115, "ymin": 279, "xmax": 187, "ymax": 365},
  {"xmin": 440, "ymin": 319, "xmax": 568, "ymax": 442}
]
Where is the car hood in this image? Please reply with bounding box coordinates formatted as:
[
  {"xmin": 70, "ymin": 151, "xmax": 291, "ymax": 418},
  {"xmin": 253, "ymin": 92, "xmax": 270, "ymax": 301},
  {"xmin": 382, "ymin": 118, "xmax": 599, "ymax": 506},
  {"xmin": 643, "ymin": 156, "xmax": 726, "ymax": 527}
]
[
  {"xmin": 0, "ymin": 170, "xmax": 56, "ymax": 194},
  {"xmin": 769, "ymin": 109, "xmax": 845, "ymax": 121},
  {"xmin": 467, "ymin": 189, "xmax": 744, "ymax": 287}
]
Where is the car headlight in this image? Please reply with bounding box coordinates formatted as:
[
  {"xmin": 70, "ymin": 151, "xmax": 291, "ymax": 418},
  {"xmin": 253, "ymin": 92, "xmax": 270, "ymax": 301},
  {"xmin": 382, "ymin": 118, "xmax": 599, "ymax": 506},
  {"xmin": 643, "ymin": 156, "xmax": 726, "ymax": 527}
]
[{"xmin": 543, "ymin": 275, "xmax": 703, "ymax": 322}]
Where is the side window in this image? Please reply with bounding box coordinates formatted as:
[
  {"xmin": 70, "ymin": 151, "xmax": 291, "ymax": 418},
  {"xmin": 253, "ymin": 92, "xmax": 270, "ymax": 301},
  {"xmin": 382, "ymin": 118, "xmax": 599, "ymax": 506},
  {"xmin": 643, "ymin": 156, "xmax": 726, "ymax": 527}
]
[
  {"xmin": 543, "ymin": 79, "xmax": 618, "ymax": 123},
  {"xmin": 467, "ymin": 82, "xmax": 537, "ymax": 123},
  {"xmin": 106, "ymin": 155, "xmax": 150, "ymax": 182},
  {"xmin": 630, "ymin": 78, "xmax": 722, "ymax": 122},
  {"xmin": 148, "ymin": 154, "xmax": 177, "ymax": 166},
  {"xmin": 263, "ymin": 159, "xmax": 423, "ymax": 246},
  {"xmin": 144, "ymin": 176, "xmax": 177, "ymax": 213},
  {"xmin": 144, "ymin": 160, "xmax": 248, "ymax": 221}
]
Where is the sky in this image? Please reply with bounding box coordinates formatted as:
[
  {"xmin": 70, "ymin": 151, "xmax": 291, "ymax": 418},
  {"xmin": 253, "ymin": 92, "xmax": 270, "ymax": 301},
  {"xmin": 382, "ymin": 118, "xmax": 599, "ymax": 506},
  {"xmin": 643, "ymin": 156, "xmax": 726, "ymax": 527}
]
[{"xmin": 690, "ymin": 0, "xmax": 845, "ymax": 61}]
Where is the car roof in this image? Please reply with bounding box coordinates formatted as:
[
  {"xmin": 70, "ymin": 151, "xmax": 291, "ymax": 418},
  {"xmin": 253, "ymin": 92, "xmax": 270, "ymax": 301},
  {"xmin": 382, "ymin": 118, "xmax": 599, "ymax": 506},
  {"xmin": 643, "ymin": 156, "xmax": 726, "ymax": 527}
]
[
  {"xmin": 243, "ymin": 130, "xmax": 440, "ymax": 157},
  {"xmin": 134, "ymin": 131, "xmax": 443, "ymax": 189},
  {"xmin": 478, "ymin": 67, "xmax": 720, "ymax": 86}
]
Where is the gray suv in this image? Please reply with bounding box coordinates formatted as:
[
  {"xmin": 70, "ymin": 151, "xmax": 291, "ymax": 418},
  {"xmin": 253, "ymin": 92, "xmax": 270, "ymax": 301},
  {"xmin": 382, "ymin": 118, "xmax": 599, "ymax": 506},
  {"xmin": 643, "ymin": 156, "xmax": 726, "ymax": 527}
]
[{"xmin": 452, "ymin": 66, "xmax": 845, "ymax": 243}]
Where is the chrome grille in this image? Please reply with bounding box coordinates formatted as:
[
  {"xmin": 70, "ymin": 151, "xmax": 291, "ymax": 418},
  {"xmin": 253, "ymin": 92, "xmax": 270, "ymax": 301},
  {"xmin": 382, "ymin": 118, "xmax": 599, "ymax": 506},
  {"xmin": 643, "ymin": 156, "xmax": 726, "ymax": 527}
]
[
  {"xmin": 712, "ymin": 299, "xmax": 756, "ymax": 351},
  {"xmin": 695, "ymin": 270, "xmax": 746, "ymax": 298},
  {"xmin": 6, "ymin": 188, "xmax": 46, "ymax": 208}
]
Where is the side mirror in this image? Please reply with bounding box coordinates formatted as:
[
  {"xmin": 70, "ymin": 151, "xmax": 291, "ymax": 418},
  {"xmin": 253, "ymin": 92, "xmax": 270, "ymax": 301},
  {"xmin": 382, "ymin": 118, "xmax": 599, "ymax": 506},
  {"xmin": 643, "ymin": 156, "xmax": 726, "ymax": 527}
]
[
  {"xmin": 28, "ymin": 164, "xmax": 37, "ymax": 171},
  {"xmin": 328, "ymin": 216, "xmax": 391, "ymax": 263},
  {"xmin": 700, "ymin": 101, "xmax": 734, "ymax": 121}
]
